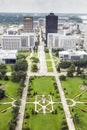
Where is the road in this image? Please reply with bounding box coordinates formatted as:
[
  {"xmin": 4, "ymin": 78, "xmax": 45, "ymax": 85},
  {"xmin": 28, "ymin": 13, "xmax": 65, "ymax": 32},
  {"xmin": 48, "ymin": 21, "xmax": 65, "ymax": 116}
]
[{"xmin": 38, "ymin": 33, "xmax": 47, "ymax": 73}]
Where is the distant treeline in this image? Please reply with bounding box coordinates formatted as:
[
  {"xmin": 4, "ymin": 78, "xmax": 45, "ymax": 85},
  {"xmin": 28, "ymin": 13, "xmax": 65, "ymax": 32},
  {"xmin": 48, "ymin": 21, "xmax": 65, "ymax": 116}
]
[{"xmin": 0, "ymin": 13, "xmax": 82, "ymax": 25}]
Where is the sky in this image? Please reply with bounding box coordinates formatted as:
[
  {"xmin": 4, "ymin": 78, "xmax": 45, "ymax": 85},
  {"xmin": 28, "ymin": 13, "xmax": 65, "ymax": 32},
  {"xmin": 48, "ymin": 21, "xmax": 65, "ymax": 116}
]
[{"xmin": 0, "ymin": 0, "xmax": 87, "ymax": 13}]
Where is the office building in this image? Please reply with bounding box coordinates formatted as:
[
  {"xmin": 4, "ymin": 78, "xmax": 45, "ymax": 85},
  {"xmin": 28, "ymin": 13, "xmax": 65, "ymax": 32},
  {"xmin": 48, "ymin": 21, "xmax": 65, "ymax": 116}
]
[
  {"xmin": 2, "ymin": 33, "xmax": 35, "ymax": 50},
  {"xmin": 46, "ymin": 13, "xmax": 58, "ymax": 45},
  {"xmin": 23, "ymin": 17, "xmax": 33, "ymax": 33},
  {"xmin": 47, "ymin": 33, "xmax": 82, "ymax": 50}
]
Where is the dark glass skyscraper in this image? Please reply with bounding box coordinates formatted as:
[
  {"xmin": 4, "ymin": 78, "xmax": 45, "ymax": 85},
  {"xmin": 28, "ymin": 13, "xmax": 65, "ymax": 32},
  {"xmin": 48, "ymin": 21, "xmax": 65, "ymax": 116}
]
[{"xmin": 46, "ymin": 13, "xmax": 58, "ymax": 45}]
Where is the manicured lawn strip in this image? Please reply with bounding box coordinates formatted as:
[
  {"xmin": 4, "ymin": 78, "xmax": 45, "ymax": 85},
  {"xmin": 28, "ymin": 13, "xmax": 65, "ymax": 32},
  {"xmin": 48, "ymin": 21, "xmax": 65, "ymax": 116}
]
[
  {"xmin": 45, "ymin": 52, "xmax": 53, "ymax": 72},
  {"xmin": 45, "ymin": 53, "xmax": 50, "ymax": 60},
  {"xmin": 0, "ymin": 109, "xmax": 12, "ymax": 130},
  {"xmin": 61, "ymin": 77, "xmax": 84, "ymax": 98},
  {"xmin": 33, "ymin": 52, "xmax": 38, "ymax": 58},
  {"xmin": 6, "ymin": 65, "xmax": 12, "ymax": 72},
  {"xmin": 46, "ymin": 61, "xmax": 53, "ymax": 72},
  {"xmin": 26, "ymin": 56, "xmax": 30, "ymax": 64},
  {"xmin": 0, "ymin": 104, "xmax": 11, "ymax": 111}
]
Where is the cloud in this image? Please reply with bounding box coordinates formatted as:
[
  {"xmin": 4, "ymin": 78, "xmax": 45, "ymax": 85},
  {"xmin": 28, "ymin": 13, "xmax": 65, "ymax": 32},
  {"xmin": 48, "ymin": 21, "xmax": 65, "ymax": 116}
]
[{"xmin": 0, "ymin": 0, "xmax": 87, "ymax": 13}]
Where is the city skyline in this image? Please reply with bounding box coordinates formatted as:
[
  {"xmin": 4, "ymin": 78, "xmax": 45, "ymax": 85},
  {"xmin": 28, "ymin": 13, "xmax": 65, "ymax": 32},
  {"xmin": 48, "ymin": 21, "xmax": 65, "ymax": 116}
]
[{"xmin": 0, "ymin": 0, "xmax": 87, "ymax": 13}]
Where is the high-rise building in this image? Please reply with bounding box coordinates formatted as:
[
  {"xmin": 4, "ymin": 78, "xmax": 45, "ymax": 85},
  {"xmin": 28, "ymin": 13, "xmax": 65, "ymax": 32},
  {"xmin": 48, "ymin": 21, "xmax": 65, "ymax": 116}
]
[
  {"xmin": 46, "ymin": 13, "xmax": 58, "ymax": 45},
  {"xmin": 23, "ymin": 17, "xmax": 33, "ymax": 33}
]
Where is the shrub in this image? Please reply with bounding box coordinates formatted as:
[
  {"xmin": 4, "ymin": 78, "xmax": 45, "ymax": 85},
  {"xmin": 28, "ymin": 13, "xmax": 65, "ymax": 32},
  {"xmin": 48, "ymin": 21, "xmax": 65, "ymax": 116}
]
[{"xmin": 59, "ymin": 75, "xmax": 66, "ymax": 81}]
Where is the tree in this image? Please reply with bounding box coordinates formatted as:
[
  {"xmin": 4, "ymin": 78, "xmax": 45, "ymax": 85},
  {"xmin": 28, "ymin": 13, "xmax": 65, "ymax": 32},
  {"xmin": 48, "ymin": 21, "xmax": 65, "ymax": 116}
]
[
  {"xmin": 73, "ymin": 114, "xmax": 80, "ymax": 124},
  {"xmin": 17, "ymin": 54, "xmax": 26, "ymax": 60},
  {"xmin": 31, "ymin": 64, "xmax": 38, "ymax": 72},
  {"xmin": 67, "ymin": 70, "xmax": 73, "ymax": 77},
  {"xmin": 69, "ymin": 62, "xmax": 75, "ymax": 73},
  {"xmin": 12, "ymin": 71, "xmax": 26, "ymax": 82},
  {"xmin": 59, "ymin": 61, "xmax": 71, "ymax": 69},
  {"xmin": 4, "ymin": 75, "xmax": 9, "ymax": 81},
  {"xmin": 76, "ymin": 66, "xmax": 82, "ymax": 76},
  {"xmin": 0, "ymin": 63, "xmax": 7, "ymax": 77},
  {"xmin": 14, "ymin": 59, "xmax": 28, "ymax": 71},
  {"xmin": 59, "ymin": 75, "xmax": 66, "ymax": 81},
  {"xmin": 57, "ymin": 65, "xmax": 60, "ymax": 73},
  {"xmin": 0, "ymin": 89, "xmax": 5, "ymax": 99}
]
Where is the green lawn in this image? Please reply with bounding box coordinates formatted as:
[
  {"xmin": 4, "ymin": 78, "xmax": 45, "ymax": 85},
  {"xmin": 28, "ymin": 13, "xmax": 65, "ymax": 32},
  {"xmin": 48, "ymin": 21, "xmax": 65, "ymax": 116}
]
[
  {"xmin": 45, "ymin": 53, "xmax": 50, "ymax": 60},
  {"xmin": 61, "ymin": 76, "xmax": 87, "ymax": 130},
  {"xmin": 46, "ymin": 61, "xmax": 53, "ymax": 72},
  {"xmin": 23, "ymin": 76, "xmax": 67, "ymax": 130},
  {"xmin": 6, "ymin": 65, "xmax": 12, "ymax": 72},
  {"xmin": 0, "ymin": 104, "xmax": 11, "ymax": 111},
  {"xmin": 23, "ymin": 104, "xmax": 65, "ymax": 130},
  {"xmin": 61, "ymin": 77, "xmax": 84, "ymax": 98},
  {"xmin": 0, "ymin": 109, "xmax": 12, "ymax": 130},
  {"xmin": 33, "ymin": 52, "xmax": 38, "ymax": 58},
  {"xmin": 0, "ymin": 79, "xmax": 20, "ymax": 99}
]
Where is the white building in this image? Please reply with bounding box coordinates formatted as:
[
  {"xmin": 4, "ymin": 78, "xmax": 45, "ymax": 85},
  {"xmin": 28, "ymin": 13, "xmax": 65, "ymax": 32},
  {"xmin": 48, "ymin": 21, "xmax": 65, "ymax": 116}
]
[
  {"xmin": 47, "ymin": 33, "xmax": 81, "ymax": 50},
  {"xmin": 59, "ymin": 50, "xmax": 87, "ymax": 61},
  {"xmin": 2, "ymin": 33, "xmax": 35, "ymax": 50},
  {"xmin": 0, "ymin": 50, "xmax": 18, "ymax": 64}
]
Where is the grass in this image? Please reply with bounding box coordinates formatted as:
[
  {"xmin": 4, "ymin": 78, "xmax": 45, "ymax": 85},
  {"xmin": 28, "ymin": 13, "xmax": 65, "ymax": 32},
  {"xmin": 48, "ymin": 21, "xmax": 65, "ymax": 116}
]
[
  {"xmin": 6, "ymin": 65, "xmax": 12, "ymax": 72},
  {"xmin": 23, "ymin": 104, "xmax": 65, "ymax": 130},
  {"xmin": 45, "ymin": 53, "xmax": 50, "ymax": 60},
  {"xmin": 45, "ymin": 52, "xmax": 53, "ymax": 72},
  {"xmin": 70, "ymin": 107, "xmax": 87, "ymax": 130},
  {"xmin": 0, "ymin": 109, "xmax": 12, "ymax": 130},
  {"xmin": 61, "ymin": 76, "xmax": 87, "ymax": 130},
  {"xmin": 33, "ymin": 52, "xmax": 38, "ymax": 58},
  {"xmin": 0, "ymin": 104, "xmax": 11, "ymax": 111},
  {"xmin": 0, "ymin": 97, "xmax": 12, "ymax": 103},
  {"xmin": 61, "ymin": 77, "xmax": 84, "ymax": 98},
  {"xmin": 0, "ymin": 79, "xmax": 20, "ymax": 99},
  {"xmin": 23, "ymin": 76, "xmax": 67, "ymax": 130},
  {"xmin": 46, "ymin": 61, "xmax": 53, "ymax": 72}
]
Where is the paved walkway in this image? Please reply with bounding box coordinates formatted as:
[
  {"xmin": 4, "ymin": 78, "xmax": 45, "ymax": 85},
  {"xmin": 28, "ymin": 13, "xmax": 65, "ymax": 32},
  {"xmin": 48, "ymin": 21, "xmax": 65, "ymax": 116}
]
[
  {"xmin": 38, "ymin": 44, "xmax": 47, "ymax": 73},
  {"xmin": 15, "ymin": 51, "xmax": 33, "ymax": 130},
  {"xmin": 49, "ymin": 49, "xmax": 75, "ymax": 130}
]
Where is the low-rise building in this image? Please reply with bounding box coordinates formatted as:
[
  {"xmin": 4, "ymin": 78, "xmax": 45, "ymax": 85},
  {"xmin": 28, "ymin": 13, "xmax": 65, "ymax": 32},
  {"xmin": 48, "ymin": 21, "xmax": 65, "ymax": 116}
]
[
  {"xmin": 0, "ymin": 50, "xmax": 18, "ymax": 64},
  {"xmin": 59, "ymin": 50, "xmax": 87, "ymax": 61}
]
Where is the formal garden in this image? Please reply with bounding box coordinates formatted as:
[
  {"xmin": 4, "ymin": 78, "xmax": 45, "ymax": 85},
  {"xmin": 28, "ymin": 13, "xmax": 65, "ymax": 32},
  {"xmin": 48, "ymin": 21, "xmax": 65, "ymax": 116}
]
[
  {"xmin": 44, "ymin": 48, "xmax": 53, "ymax": 72},
  {"xmin": 23, "ymin": 76, "xmax": 68, "ymax": 130}
]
